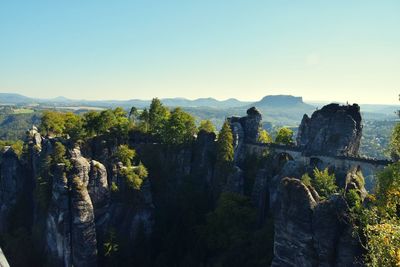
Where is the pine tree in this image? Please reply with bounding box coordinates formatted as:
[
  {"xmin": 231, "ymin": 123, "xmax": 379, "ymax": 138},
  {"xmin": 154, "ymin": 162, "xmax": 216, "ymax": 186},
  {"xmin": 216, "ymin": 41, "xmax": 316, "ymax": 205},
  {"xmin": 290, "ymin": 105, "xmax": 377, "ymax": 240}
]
[{"xmin": 217, "ymin": 121, "xmax": 234, "ymax": 164}]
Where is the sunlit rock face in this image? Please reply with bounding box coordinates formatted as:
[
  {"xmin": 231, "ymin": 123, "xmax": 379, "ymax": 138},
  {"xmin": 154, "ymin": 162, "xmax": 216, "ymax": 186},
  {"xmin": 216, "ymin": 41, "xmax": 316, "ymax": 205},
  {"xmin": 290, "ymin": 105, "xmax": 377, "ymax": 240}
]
[{"xmin": 297, "ymin": 103, "xmax": 362, "ymax": 156}]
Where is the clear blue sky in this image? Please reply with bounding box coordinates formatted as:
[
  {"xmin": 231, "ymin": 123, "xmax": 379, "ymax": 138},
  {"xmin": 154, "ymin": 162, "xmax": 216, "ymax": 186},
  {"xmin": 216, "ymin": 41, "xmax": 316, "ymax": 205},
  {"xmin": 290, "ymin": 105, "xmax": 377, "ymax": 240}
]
[{"xmin": 0, "ymin": 1, "xmax": 399, "ymax": 104}]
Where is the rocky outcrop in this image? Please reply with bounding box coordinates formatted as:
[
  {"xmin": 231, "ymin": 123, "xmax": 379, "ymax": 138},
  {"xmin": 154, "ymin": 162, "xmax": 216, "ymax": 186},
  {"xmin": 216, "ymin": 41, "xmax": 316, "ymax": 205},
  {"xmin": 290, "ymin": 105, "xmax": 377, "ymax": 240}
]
[
  {"xmin": 70, "ymin": 176, "xmax": 97, "ymax": 267},
  {"xmin": 46, "ymin": 148, "xmax": 98, "ymax": 267},
  {"xmin": 228, "ymin": 107, "xmax": 262, "ymax": 144},
  {"xmin": 297, "ymin": 103, "xmax": 362, "ymax": 156},
  {"xmin": 46, "ymin": 164, "xmax": 72, "ymax": 266},
  {"xmin": 272, "ymin": 178, "xmax": 318, "ymax": 267},
  {"xmin": 224, "ymin": 166, "xmax": 244, "ymax": 194},
  {"xmin": 272, "ymin": 176, "xmax": 364, "ymax": 267},
  {"xmin": 88, "ymin": 160, "xmax": 109, "ymax": 221},
  {"xmin": 191, "ymin": 130, "xmax": 216, "ymax": 185},
  {"xmin": 228, "ymin": 107, "xmax": 262, "ymax": 163},
  {"xmin": 0, "ymin": 247, "xmax": 10, "ymax": 267}
]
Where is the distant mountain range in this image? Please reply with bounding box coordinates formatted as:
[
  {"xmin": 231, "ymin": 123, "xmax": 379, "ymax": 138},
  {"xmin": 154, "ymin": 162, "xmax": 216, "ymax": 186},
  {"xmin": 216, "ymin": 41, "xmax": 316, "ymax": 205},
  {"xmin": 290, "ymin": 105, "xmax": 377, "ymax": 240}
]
[
  {"xmin": 0, "ymin": 93, "xmax": 252, "ymax": 109},
  {"xmin": 0, "ymin": 93, "xmax": 398, "ymax": 125}
]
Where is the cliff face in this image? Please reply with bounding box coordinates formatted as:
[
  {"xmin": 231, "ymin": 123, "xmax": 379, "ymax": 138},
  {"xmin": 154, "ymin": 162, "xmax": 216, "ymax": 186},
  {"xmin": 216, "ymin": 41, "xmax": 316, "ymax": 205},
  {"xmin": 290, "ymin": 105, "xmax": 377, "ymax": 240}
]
[
  {"xmin": 297, "ymin": 103, "xmax": 362, "ymax": 156},
  {"xmin": 269, "ymin": 165, "xmax": 365, "ymax": 267},
  {"xmin": 0, "ymin": 148, "xmax": 22, "ymax": 233}
]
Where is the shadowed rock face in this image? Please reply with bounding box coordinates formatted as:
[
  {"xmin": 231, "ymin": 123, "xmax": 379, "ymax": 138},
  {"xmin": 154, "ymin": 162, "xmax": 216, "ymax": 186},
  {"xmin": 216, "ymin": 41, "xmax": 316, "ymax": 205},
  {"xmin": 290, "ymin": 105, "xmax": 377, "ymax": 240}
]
[
  {"xmin": 272, "ymin": 178, "xmax": 318, "ymax": 267},
  {"xmin": 272, "ymin": 176, "xmax": 364, "ymax": 267},
  {"xmin": 0, "ymin": 147, "xmax": 23, "ymax": 233},
  {"xmin": 228, "ymin": 107, "xmax": 262, "ymax": 145},
  {"xmin": 228, "ymin": 107, "xmax": 262, "ymax": 164},
  {"xmin": 297, "ymin": 103, "xmax": 362, "ymax": 156}
]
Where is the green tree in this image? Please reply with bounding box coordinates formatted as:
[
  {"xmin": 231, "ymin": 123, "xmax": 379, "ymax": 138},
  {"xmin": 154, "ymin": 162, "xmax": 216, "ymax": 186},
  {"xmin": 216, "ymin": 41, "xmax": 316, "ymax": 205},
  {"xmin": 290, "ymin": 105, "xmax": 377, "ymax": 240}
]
[
  {"xmin": 110, "ymin": 108, "xmax": 130, "ymax": 138},
  {"xmin": 83, "ymin": 111, "xmax": 102, "ymax": 136},
  {"xmin": 374, "ymin": 162, "xmax": 400, "ymax": 214},
  {"xmin": 364, "ymin": 221, "xmax": 400, "ymax": 267},
  {"xmin": 64, "ymin": 112, "xmax": 84, "ymax": 141},
  {"xmin": 216, "ymin": 121, "xmax": 234, "ymax": 164},
  {"xmin": 129, "ymin": 107, "xmax": 139, "ymax": 122},
  {"xmin": 275, "ymin": 127, "xmax": 294, "ymax": 145},
  {"xmin": 40, "ymin": 111, "xmax": 65, "ymax": 136},
  {"xmin": 148, "ymin": 98, "xmax": 169, "ymax": 137},
  {"xmin": 390, "ymin": 123, "xmax": 400, "ymax": 160},
  {"xmin": 99, "ymin": 109, "xmax": 117, "ymax": 134},
  {"xmin": 312, "ymin": 168, "xmax": 337, "ymax": 199},
  {"xmin": 10, "ymin": 140, "xmax": 24, "ymax": 158},
  {"xmin": 199, "ymin": 192, "xmax": 257, "ymax": 264},
  {"xmin": 301, "ymin": 173, "xmax": 312, "ymax": 187},
  {"xmin": 137, "ymin": 108, "xmax": 150, "ymax": 132},
  {"xmin": 353, "ymin": 106, "xmax": 400, "ymax": 267},
  {"xmin": 198, "ymin": 120, "xmax": 216, "ymax": 133},
  {"xmin": 52, "ymin": 142, "xmax": 71, "ymax": 170},
  {"xmin": 115, "ymin": 145, "xmax": 136, "ymax": 167},
  {"xmin": 258, "ymin": 129, "xmax": 272, "ymax": 144},
  {"xmin": 163, "ymin": 107, "xmax": 197, "ymax": 144}
]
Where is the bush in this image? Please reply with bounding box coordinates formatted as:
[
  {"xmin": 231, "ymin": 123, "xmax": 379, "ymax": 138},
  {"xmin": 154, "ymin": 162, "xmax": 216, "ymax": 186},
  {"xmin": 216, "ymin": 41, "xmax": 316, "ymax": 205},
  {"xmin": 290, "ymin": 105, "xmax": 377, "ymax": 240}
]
[
  {"xmin": 115, "ymin": 145, "xmax": 136, "ymax": 167},
  {"xmin": 312, "ymin": 168, "xmax": 337, "ymax": 199},
  {"xmin": 275, "ymin": 127, "xmax": 294, "ymax": 145},
  {"xmin": 258, "ymin": 129, "xmax": 272, "ymax": 144},
  {"xmin": 198, "ymin": 120, "xmax": 216, "ymax": 133},
  {"xmin": 301, "ymin": 168, "xmax": 337, "ymax": 199}
]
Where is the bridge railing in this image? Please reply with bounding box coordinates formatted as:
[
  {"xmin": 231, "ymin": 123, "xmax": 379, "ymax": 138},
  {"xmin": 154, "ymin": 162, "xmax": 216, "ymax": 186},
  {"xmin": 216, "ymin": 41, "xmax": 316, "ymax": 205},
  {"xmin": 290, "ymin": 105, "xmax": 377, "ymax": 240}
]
[{"xmin": 246, "ymin": 142, "xmax": 393, "ymax": 166}]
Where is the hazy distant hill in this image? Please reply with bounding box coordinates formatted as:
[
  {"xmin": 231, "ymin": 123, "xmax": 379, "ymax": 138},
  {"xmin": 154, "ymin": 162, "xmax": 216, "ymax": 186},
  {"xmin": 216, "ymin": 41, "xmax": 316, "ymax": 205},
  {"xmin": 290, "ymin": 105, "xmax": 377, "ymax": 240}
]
[
  {"xmin": 0, "ymin": 92, "xmax": 398, "ymax": 125},
  {"xmin": 250, "ymin": 95, "xmax": 316, "ymax": 126},
  {"xmin": 0, "ymin": 93, "xmax": 249, "ymax": 109},
  {"xmin": 0, "ymin": 93, "xmax": 32, "ymax": 104}
]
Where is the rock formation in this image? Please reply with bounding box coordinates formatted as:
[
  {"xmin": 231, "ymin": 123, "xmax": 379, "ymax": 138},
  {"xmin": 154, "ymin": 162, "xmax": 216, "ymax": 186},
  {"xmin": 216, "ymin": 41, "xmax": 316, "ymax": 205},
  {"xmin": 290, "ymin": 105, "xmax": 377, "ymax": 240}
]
[
  {"xmin": 0, "ymin": 147, "xmax": 23, "ymax": 233},
  {"xmin": 228, "ymin": 107, "xmax": 262, "ymax": 160},
  {"xmin": 271, "ymin": 173, "xmax": 364, "ymax": 267},
  {"xmin": 46, "ymin": 163, "xmax": 72, "ymax": 266},
  {"xmin": 297, "ymin": 103, "xmax": 362, "ymax": 156},
  {"xmin": 0, "ymin": 247, "xmax": 9, "ymax": 267},
  {"xmin": 272, "ymin": 178, "xmax": 318, "ymax": 267}
]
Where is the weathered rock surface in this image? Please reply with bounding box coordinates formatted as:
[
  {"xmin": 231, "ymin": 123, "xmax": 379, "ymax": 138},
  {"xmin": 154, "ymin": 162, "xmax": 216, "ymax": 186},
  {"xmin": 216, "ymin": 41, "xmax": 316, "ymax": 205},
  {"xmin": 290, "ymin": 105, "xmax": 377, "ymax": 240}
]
[
  {"xmin": 46, "ymin": 164, "xmax": 72, "ymax": 267},
  {"xmin": 228, "ymin": 107, "xmax": 262, "ymax": 144},
  {"xmin": 191, "ymin": 130, "xmax": 216, "ymax": 185},
  {"xmin": 272, "ymin": 177, "xmax": 364, "ymax": 267},
  {"xmin": 0, "ymin": 247, "xmax": 10, "ymax": 267},
  {"xmin": 272, "ymin": 178, "xmax": 318, "ymax": 267},
  {"xmin": 46, "ymin": 148, "xmax": 98, "ymax": 267},
  {"xmin": 297, "ymin": 103, "xmax": 362, "ymax": 156},
  {"xmin": 70, "ymin": 176, "xmax": 98, "ymax": 267},
  {"xmin": 224, "ymin": 166, "xmax": 244, "ymax": 194},
  {"xmin": 0, "ymin": 147, "xmax": 23, "ymax": 233},
  {"xmin": 88, "ymin": 160, "xmax": 109, "ymax": 221}
]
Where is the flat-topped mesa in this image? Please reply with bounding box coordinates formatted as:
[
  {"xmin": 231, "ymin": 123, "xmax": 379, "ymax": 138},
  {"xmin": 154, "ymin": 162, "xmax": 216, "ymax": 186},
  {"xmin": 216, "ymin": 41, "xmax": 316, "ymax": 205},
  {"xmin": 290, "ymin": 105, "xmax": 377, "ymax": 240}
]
[
  {"xmin": 227, "ymin": 107, "xmax": 262, "ymax": 144},
  {"xmin": 297, "ymin": 103, "xmax": 362, "ymax": 157}
]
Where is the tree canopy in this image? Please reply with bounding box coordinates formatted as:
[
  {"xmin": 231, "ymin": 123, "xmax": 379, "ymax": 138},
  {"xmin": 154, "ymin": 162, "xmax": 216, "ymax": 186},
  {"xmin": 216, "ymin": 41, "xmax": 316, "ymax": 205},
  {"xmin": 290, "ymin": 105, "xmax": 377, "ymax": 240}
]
[
  {"xmin": 275, "ymin": 127, "xmax": 294, "ymax": 145},
  {"xmin": 149, "ymin": 98, "xmax": 170, "ymax": 138},
  {"xmin": 162, "ymin": 107, "xmax": 197, "ymax": 145},
  {"xmin": 216, "ymin": 121, "xmax": 234, "ymax": 164},
  {"xmin": 115, "ymin": 145, "xmax": 136, "ymax": 167},
  {"xmin": 198, "ymin": 120, "xmax": 216, "ymax": 133},
  {"xmin": 258, "ymin": 129, "xmax": 272, "ymax": 144}
]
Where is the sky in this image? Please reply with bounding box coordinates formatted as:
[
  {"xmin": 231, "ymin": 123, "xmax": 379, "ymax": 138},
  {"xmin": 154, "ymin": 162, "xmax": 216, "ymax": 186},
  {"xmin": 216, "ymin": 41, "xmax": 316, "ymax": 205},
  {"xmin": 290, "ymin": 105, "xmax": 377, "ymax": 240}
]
[{"xmin": 0, "ymin": 1, "xmax": 399, "ymax": 104}]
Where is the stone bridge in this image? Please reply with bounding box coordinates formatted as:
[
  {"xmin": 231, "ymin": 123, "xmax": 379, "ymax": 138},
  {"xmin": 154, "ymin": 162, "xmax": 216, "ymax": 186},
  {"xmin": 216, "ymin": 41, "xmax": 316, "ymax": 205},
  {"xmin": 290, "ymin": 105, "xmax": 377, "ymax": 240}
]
[{"xmin": 245, "ymin": 142, "xmax": 392, "ymax": 190}]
